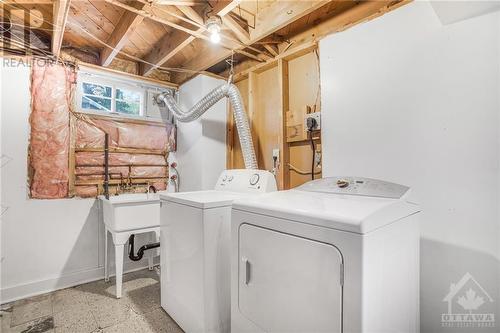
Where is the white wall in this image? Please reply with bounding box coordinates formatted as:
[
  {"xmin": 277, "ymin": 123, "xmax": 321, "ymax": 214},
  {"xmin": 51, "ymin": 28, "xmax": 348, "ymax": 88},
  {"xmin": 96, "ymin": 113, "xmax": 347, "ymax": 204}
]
[
  {"xmin": 0, "ymin": 62, "xmax": 157, "ymax": 303},
  {"xmin": 174, "ymin": 74, "xmax": 227, "ymax": 192},
  {"xmin": 320, "ymin": 2, "xmax": 499, "ymax": 332}
]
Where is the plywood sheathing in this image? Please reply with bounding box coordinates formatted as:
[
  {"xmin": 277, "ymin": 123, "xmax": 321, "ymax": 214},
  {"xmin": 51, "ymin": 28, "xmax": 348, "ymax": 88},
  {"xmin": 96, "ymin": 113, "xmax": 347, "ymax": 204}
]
[{"xmin": 227, "ymin": 46, "xmax": 322, "ymax": 189}]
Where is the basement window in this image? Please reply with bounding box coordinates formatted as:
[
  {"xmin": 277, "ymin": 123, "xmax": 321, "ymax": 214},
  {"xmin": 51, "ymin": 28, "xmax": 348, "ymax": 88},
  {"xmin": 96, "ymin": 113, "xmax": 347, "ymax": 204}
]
[
  {"xmin": 79, "ymin": 79, "xmax": 144, "ymax": 116},
  {"xmin": 76, "ymin": 69, "xmax": 170, "ymax": 120}
]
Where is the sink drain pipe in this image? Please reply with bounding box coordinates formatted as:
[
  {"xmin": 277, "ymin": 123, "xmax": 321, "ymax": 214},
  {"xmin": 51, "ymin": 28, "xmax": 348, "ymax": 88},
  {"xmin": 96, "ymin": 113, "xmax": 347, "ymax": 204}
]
[{"xmin": 128, "ymin": 234, "xmax": 160, "ymax": 262}]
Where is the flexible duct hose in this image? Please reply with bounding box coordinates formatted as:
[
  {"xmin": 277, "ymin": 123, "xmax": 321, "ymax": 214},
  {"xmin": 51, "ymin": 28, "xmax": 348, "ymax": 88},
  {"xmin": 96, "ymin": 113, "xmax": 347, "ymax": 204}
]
[{"xmin": 157, "ymin": 83, "xmax": 258, "ymax": 169}]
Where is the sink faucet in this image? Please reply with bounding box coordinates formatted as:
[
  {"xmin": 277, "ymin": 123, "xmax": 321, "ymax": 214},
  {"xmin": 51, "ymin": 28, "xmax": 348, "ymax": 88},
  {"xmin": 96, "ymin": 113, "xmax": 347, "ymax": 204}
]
[{"xmin": 147, "ymin": 183, "xmax": 157, "ymax": 195}]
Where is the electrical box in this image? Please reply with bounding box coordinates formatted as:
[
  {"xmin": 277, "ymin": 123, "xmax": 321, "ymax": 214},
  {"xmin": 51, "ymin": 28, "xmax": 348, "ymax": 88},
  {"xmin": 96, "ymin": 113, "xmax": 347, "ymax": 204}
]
[{"xmin": 305, "ymin": 112, "xmax": 321, "ymax": 131}]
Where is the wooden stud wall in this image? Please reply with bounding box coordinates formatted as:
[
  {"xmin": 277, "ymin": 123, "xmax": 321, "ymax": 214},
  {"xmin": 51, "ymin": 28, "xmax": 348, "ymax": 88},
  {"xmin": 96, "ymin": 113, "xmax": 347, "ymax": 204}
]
[
  {"xmin": 227, "ymin": 45, "xmax": 321, "ymax": 190},
  {"xmin": 68, "ymin": 113, "xmax": 170, "ymax": 197}
]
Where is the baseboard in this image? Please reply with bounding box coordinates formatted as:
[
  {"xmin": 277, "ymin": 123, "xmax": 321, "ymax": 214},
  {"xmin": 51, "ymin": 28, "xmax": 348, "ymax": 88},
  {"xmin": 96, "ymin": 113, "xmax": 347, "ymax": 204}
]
[{"xmin": 0, "ymin": 258, "xmax": 160, "ymax": 305}]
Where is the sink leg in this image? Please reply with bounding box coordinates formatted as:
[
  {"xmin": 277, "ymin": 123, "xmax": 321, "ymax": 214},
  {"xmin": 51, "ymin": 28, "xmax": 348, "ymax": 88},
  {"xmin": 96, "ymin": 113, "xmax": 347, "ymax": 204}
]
[
  {"xmin": 104, "ymin": 228, "xmax": 109, "ymax": 282},
  {"xmin": 148, "ymin": 232, "xmax": 155, "ymax": 270},
  {"xmin": 114, "ymin": 243, "xmax": 125, "ymax": 298}
]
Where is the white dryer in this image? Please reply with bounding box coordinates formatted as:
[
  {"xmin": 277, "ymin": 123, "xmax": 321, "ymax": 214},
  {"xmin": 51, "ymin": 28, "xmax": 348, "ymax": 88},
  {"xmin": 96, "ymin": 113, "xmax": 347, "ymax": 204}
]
[
  {"xmin": 160, "ymin": 169, "xmax": 277, "ymax": 333},
  {"xmin": 231, "ymin": 177, "xmax": 420, "ymax": 333}
]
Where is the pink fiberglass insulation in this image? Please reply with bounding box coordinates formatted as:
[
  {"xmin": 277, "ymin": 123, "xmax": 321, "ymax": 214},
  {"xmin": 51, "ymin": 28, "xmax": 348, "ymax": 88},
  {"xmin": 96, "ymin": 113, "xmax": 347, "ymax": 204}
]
[
  {"xmin": 29, "ymin": 62, "xmax": 173, "ymax": 198},
  {"xmin": 75, "ymin": 118, "xmax": 122, "ymax": 148},
  {"xmin": 75, "ymin": 186, "xmax": 99, "ymax": 198},
  {"xmin": 117, "ymin": 123, "xmax": 170, "ymax": 150},
  {"xmin": 152, "ymin": 182, "xmax": 167, "ymax": 191},
  {"xmin": 75, "ymin": 166, "xmax": 130, "ymax": 177},
  {"xmin": 75, "ymin": 152, "xmax": 167, "ymax": 166},
  {"xmin": 130, "ymin": 166, "xmax": 167, "ymax": 178},
  {"xmin": 29, "ymin": 62, "xmax": 75, "ymax": 199}
]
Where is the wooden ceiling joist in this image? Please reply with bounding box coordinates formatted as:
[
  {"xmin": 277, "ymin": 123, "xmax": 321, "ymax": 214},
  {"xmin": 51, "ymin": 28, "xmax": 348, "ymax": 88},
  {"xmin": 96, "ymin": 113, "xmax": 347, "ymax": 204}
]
[
  {"xmin": 209, "ymin": 0, "xmax": 242, "ymax": 17},
  {"xmin": 52, "ymin": 0, "xmax": 71, "ymax": 57},
  {"xmin": 3, "ymin": 0, "xmax": 53, "ymax": 4},
  {"xmin": 1, "ymin": 0, "xmax": 410, "ymax": 87},
  {"xmin": 221, "ymin": 14, "xmax": 250, "ymax": 44},
  {"xmin": 140, "ymin": 0, "xmax": 242, "ymax": 76},
  {"xmin": 154, "ymin": 0, "xmax": 199, "ymax": 5},
  {"xmin": 263, "ymin": 44, "xmax": 279, "ymax": 57},
  {"xmin": 100, "ymin": 1, "xmax": 148, "ymax": 67},
  {"xmin": 175, "ymin": 5, "xmax": 205, "ymax": 25},
  {"xmin": 173, "ymin": 0, "xmax": 329, "ymax": 83},
  {"xmin": 103, "ymin": 0, "xmax": 200, "ymax": 36}
]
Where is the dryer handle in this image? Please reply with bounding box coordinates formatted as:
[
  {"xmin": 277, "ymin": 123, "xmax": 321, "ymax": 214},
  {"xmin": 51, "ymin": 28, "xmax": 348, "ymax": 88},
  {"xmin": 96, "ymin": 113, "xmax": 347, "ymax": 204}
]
[{"xmin": 243, "ymin": 258, "xmax": 251, "ymax": 285}]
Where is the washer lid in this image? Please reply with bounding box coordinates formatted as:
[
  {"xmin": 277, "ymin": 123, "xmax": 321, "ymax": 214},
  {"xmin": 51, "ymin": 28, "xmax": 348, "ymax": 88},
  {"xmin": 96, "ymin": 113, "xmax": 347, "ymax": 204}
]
[
  {"xmin": 232, "ymin": 189, "xmax": 420, "ymax": 234},
  {"xmin": 160, "ymin": 190, "xmax": 250, "ymax": 209}
]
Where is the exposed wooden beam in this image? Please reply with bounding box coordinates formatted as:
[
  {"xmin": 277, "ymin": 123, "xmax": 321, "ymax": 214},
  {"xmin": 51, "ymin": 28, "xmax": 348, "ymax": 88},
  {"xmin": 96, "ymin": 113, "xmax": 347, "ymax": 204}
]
[
  {"xmin": 175, "ymin": 5, "xmax": 204, "ymax": 25},
  {"xmin": 237, "ymin": 49, "xmax": 265, "ymax": 62},
  {"xmin": 249, "ymin": 1, "xmax": 329, "ymax": 40},
  {"xmin": 263, "ymin": 44, "xmax": 279, "ymax": 57},
  {"xmin": 209, "ymin": 0, "xmax": 242, "ymax": 17},
  {"xmin": 174, "ymin": 0, "xmax": 329, "ymax": 83},
  {"xmin": 221, "ymin": 14, "xmax": 250, "ymax": 44},
  {"xmin": 3, "ymin": 0, "xmax": 54, "ymax": 4},
  {"xmin": 140, "ymin": 31, "xmax": 196, "ymax": 76},
  {"xmin": 155, "ymin": 0, "xmax": 198, "ymax": 5},
  {"xmin": 100, "ymin": 1, "xmax": 148, "ymax": 67},
  {"xmin": 230, "ymin": 0, "xmax": 409, "ymax": 80},
  {"xmin": 103, "ymin": 0, "xmax": 239, "ymax": 51},
  {"xmin": 140, "ymin": 0, "xmax": 241, "ymax": 76},
  {"xmin": 51, "ymin": 0, "xmax": 70, "ymax": 57},
  {"xmin": 104, "ymin": 0, "xmax": 199, "ymax": 36}
]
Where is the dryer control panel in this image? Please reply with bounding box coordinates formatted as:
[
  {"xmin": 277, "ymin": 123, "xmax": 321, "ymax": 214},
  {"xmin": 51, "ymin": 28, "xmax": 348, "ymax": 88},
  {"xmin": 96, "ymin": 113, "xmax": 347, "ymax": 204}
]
[
  {"xmin": 215, "ymin": 169, "xmax": 278, "ymax": 193},
  {"xmin": 298, "ymin": 177, "xmax": 409, "ymax": 199}
]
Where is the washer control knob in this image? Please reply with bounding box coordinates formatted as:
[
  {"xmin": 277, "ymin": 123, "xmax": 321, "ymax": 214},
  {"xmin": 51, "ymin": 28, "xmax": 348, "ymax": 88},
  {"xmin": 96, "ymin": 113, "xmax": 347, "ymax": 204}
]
[
  {"xmin": 222, "ymin": 174, "xmax": 228, "ymax": 182},
  {"xmin": 228, "ymin": 175, "xmax": 234, "ymax": 182},
  {"xmin": 249, "ymin": 173, "xmax": 260, "ymax": 186},
  {"xmin": 336, "ymin": 179, "xmax": 349, "ymax": 188}
]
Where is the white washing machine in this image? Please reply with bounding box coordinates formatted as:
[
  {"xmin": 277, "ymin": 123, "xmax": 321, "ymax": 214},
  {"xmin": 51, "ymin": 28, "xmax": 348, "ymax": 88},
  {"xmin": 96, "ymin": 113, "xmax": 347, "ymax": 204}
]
[
  {"xmin": 160, "ymin": 169, "xmax": 277, "ymax": 333},
  {"xmin": 231, "ymin": 177, "xmax": 420, "ymax": 333}
]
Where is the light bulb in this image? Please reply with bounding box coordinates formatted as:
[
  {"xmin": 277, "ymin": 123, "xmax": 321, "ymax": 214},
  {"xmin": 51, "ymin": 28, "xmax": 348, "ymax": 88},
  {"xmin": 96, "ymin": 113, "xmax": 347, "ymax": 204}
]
[
  {"xmin": 206, "ymin": 15, "xmax": 222, "ymax": 44},
  {"xmin": 210, "ymin": 31, "xmax": 221, "ymax": 44}
]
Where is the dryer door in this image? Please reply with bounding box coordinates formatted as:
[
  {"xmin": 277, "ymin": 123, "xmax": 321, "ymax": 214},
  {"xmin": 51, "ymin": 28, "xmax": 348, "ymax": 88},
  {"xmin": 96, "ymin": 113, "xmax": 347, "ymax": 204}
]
[{"xmin": 238, "ymin": 224, "xmax": 343, "ymax": 333}]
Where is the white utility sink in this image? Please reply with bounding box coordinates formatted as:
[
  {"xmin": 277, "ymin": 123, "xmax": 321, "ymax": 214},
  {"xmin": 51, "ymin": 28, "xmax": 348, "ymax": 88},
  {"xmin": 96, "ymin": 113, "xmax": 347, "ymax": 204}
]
[
  {"xmin": 99, "ymin": 193, "xmax": 162, "ymax": 232},
  {"xmin": 99, "ymin": 192, "xmax": 164, "ymax": 299}
]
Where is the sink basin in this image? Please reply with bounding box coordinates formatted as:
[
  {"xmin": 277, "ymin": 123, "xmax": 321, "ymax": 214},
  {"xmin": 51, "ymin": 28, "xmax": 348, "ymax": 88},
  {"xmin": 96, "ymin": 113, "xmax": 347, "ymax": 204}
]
[{"xmin": 99, "ymin": 193, "xmax": 163, "ymax": 232}]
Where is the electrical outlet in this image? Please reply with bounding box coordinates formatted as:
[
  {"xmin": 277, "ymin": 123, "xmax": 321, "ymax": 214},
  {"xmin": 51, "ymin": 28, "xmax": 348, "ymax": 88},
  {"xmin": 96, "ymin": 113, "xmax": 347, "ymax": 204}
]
[
  {"xmin": 272, "ymin": 149, "xmax": 280, "ymax": 163},
  {"xmin": 305, "ymin": 112, "xmax": 321, "ymax": 131}
]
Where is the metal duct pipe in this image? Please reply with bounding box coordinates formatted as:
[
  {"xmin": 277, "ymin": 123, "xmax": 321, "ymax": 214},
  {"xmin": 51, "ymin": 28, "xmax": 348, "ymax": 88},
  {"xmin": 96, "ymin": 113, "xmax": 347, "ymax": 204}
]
[{"xmin": 157, "ymin": 84, "xmax": 258, "ymax": 169}]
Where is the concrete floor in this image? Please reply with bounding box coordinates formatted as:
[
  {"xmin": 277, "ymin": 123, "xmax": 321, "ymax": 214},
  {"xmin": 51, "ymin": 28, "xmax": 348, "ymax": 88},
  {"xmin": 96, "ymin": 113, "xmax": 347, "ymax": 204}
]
[{"xmin": 0, "ymin": 268, "xmax": 183, "ymax": 333}]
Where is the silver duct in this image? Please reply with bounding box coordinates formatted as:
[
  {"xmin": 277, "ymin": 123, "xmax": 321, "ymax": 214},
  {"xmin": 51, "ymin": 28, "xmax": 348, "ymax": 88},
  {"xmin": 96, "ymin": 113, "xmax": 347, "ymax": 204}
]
[{"xmin": 157, "ymin": 83, "xmax": 258, "ymax": 170}]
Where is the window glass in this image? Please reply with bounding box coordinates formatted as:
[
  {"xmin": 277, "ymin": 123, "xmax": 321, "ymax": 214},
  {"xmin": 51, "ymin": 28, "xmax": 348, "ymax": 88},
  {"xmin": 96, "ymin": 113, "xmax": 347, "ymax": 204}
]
[
  {"xmin": 116, "ymin": 88, "xmax": 141, "ymax": 115},
  {"xmin": 82, "ymin": 82, "xmax": 112, "ymax": 98},
  {"xmin": 82, "ymin": 95, "xmax": 112, "ymax": 112},
  {"xmin": 81, "ymin": 82, "xmax": 112, "ymax": 112}
]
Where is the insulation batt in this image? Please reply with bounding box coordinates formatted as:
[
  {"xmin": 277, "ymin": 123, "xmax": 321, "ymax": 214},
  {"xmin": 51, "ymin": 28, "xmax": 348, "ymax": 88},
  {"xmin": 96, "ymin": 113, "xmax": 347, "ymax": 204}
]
[
  {"xmin": 28, "ymin": 62, "xmax": 173, "ymax": 198},
  {"xmin": 130, "ymin": 166, "xmax": 167, "ymax": 178},
  {"xmin": 76, "ymin": 118, "xmax": 172, "ymax": 151},
  {"xmin": 76, "ymin": 120, "xmax": 117, "ymax": 148},
  {"xmin": 29, "ymin": 62, "xmax": 74, "ymax": 199},
  {"xmin": 75, "ymin": 166, "xmax": 130, "ymax": 177},
  {"xmin": 75, "ymin": 186, "xmax": 99, "ymax": 198},
  {"xmin": 75, "ymin": 152, "xmax": 166, "ymax": 166},
  {"xmin": 118, "ymin": 124, "xmax": 169, "ymax": 150}
]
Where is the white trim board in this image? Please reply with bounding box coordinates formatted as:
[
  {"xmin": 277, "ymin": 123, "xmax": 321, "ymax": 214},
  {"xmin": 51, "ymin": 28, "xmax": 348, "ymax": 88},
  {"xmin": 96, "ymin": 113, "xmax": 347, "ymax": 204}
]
[{"xmin": 0, "ymin": 258, "xmax": 160, "ymax": 304}]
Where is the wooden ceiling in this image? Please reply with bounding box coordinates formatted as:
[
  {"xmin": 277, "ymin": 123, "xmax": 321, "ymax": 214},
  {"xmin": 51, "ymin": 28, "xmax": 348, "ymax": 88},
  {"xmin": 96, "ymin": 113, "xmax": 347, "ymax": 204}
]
[{"xmin": 0, "ymin": 0, "xmax": 408, "ymax": 84}]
